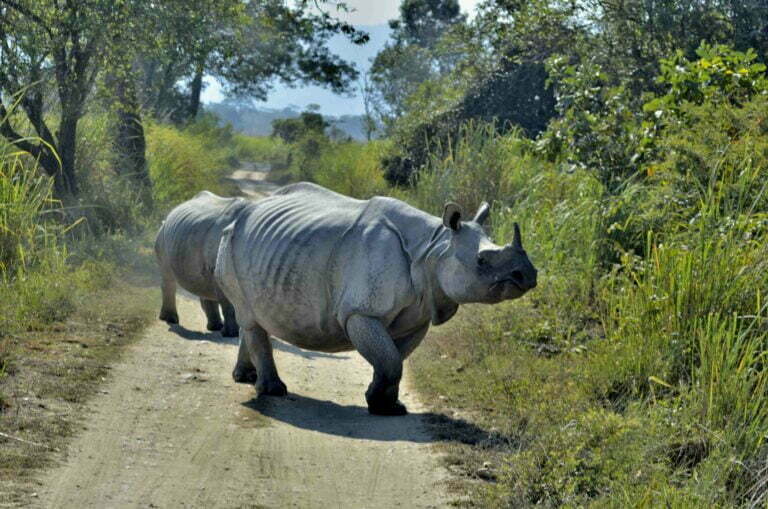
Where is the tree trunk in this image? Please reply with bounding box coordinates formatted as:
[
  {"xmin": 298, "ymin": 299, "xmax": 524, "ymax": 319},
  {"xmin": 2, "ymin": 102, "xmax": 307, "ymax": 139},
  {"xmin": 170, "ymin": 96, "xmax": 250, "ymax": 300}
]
[
  {"xmin": 112, "ymin": 71, "xmax": 152, "ymax": 198},
  {"xmin": 57, "ymin": 113, "xmax": 79, "ymax": 196},
  {"xmin": 0, "ymin": 99, "xmax": 68, "ymax": 195},
  {"xmin": 187, "ymin": 65, "xmax": 204, "ymax": 121}
]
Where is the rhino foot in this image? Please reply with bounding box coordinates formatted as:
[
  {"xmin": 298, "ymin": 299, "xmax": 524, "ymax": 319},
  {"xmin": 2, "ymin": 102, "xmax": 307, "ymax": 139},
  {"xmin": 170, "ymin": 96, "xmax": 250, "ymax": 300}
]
[
  {"xmin": 257, "ymin": 378, "xmax": 287, "ymax": 397},
  {"xmin": 159, "ymin": 310, "xmax": 179, "ymax": 325},
  {"xmin": 206, "ymin": 320, "xmax": 224, "ymax": 332},
  {"xmin": 221, "ymin": 324, "xmax": 239, "ymax": 337},
  {"xmin": 232, "ymin": 366, "xmax": 258, "ymax": 384},
  {"xmin": 368, "ymin": 400, "xmax": 408, "ymax": 416}
]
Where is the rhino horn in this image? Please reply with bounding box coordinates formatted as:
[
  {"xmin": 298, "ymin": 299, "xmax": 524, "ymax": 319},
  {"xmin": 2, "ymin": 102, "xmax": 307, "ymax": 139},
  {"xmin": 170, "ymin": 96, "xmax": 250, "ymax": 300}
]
[{"xmin": 513, "ymin": 222, "xmax": 522, "ymax": 249}]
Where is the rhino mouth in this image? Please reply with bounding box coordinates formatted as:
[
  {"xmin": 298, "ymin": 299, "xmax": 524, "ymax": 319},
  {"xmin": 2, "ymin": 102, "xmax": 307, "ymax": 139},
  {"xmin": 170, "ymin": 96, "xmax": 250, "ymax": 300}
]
[
  {"xmin": 492, "ymin": 278, "xmax": 523, "ymax": 292},
  {"xmin": 487, "ymin": 279, "xmax": 525, "ymax": 302}
]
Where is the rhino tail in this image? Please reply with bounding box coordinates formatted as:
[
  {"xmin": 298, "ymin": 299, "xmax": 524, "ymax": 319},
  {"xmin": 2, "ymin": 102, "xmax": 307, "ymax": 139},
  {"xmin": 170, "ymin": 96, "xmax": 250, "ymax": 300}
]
[
  {"xmin": 154, "ymin": 220, "xmax": 167, "ymax": 260},
  {"xmin": 215, "ymin": 220, "xmax": 248, "ymax": 322}
]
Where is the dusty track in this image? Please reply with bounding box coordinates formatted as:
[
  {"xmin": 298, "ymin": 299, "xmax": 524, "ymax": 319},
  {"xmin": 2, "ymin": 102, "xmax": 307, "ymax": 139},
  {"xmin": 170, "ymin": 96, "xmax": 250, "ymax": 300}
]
[{"xmin": 34, "ymin": 168, "xmax": 449, "ymax": 509}]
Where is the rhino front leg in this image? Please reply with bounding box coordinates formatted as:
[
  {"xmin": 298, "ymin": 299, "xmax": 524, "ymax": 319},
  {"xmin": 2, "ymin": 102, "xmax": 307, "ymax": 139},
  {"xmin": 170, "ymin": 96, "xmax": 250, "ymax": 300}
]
[
  {"xmin": 219, "ymin": 298, "xmax": 239, "ymax": 338},
  {"xmin": 200, "ymin": 298, "xmax": 223, "ymax": 331},
  {"xmin": 346, "ymin": 314, "xmax": 406, "ymax": 416},
  {"xmin": 158, "ymin": 268, "xmax": 179, "ymax": 324},
  {"xmin": 240, "ymin": 324, "xmax": 287, "ymax": 396}
]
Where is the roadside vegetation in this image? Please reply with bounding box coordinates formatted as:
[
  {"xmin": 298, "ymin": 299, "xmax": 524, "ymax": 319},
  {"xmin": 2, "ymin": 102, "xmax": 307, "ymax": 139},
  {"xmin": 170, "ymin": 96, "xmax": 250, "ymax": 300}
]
[
  {"xmin": 259, "ymin": 38, "xmax": 768, "ymax": 507},
  {"xmin": 0, "ymin": 1, "xmax": 367, "ymax": 503},
  {"xmin": 0, "ymin": 116, "xmax": 247, "ymax": 504},
  {"xmin": 3, "ymin": 0, "xmax": 768, "ymax": 507}
]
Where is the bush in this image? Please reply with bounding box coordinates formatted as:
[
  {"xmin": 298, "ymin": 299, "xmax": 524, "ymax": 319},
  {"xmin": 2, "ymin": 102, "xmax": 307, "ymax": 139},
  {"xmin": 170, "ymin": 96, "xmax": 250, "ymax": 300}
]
[
  {"xmin": 313, "ymin": 140, "xmax": 390, "ymax": 199},
  {"xmin": 146, "ymin": 122, "xmax": 232, "ymax": 209},
  {"xmin": 233, "ymin": 134, "xmax": 290, "ymax": 168},
  {"xmin": 0, "ymin": 155, "xmax": 60, "ymax": 272},
  {"xmin": 271, "ymin": 112, "xmax": 327, "ymax": 143}
]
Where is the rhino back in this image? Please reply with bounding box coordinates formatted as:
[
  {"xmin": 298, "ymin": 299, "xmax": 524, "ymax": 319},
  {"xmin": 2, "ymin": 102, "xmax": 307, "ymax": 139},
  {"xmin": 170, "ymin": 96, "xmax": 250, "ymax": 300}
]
[{"xmin": 157, "ymin": 192, "xmax": 250, "ymax": 298}]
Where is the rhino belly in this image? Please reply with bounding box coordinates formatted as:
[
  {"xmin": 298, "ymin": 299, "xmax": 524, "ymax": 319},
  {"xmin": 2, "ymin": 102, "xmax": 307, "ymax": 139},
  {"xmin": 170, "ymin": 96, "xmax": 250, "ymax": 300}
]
[{"xmin": 247, "ymin": 289, "xmax": 353, "ymax": 352}]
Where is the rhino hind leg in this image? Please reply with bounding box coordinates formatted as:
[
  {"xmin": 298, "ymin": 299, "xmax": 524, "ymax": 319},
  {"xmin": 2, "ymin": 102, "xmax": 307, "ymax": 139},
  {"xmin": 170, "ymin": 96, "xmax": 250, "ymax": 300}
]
[
  {"xmin": 346, "ymin": 314, "xmax": 407, "ymax": 416},
  {"xmin": 200, "ymin": 298, "xmax": 224, "ymax": 331},
  {"xmin": 240, "ymin": 324, "xmax": 287, "ymax": 396},
  {"xmin": 219, "ymin": 299, "xmax": 239, "ymax": 337},
  {"xmin": 159, "ymin": 268, "xmax": 179, "ymax": 324},
  {"xmin": 233, "ymin": 332, "xmax": 258, "ymax": 383}
]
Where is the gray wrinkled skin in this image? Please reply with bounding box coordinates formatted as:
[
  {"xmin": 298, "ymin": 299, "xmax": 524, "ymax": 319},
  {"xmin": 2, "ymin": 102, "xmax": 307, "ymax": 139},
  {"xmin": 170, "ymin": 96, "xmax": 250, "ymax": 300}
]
[
  {"xmin": 155, "ymin": 191, "xmax": 251, "ymax": 337},
  {"xmin": 215, "ymin": 182, "xmax": 538, "ymax": 415}
]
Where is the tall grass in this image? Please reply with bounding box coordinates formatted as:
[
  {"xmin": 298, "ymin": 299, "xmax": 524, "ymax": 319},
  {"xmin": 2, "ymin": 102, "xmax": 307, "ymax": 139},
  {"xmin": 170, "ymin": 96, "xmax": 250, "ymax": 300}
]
[
  {"xmin": 146, "ymin": 123, "xmax": 231, "ymax": 209},
  {"xmin": 396, "ymin": 112, "xmax": 768, "ymax": 504},
  {"xmin": 0, "ymin": 155, "xmax": 60, "ymax": 272},
  {"xmin": 0, "ymin": 152, "xmax": 86, "ymax": 335},
  {"xmin": 233, "ymin": 134, "xmax": 290, "ymax": 167},
  {"xmin": 313, "ymin": 140, "xmax": 390, "ymax": 199}
]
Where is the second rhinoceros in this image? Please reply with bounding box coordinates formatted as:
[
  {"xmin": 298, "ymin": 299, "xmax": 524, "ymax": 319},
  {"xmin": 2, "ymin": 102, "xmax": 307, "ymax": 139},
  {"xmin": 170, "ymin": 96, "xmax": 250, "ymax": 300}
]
[
  {"xmin": 155, "ymin": 191, "xmax": 251, "ymax": 337},
  {"xmin": 215, "ymin": 182, "xmax": 537, "ymax": 415}
]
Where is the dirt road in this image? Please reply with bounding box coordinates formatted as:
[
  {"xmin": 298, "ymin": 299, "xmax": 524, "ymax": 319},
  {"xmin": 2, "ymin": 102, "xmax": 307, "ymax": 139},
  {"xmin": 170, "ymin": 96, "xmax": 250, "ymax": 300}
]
[{"xmin": 34, "ymin": 168, "xmax": 449, "ymax": 509}]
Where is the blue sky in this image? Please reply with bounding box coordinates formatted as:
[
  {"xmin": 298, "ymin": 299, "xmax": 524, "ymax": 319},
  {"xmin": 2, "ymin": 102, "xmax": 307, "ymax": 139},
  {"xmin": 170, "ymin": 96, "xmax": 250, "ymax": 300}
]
[{"xmin": 202, "ymin": 0, "xmax": 482, "ymax": 116}]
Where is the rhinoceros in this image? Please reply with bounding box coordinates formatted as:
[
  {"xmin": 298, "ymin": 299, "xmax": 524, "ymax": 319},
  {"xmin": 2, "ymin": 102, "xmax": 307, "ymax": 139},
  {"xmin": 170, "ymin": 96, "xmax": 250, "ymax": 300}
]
[
  {"xmin": 155, "ymin": 191, "xmax": 251, "ymax": 337},
  {"xmin": 215, "ymin": 182, "xmax": 537, "ymax": 415}
]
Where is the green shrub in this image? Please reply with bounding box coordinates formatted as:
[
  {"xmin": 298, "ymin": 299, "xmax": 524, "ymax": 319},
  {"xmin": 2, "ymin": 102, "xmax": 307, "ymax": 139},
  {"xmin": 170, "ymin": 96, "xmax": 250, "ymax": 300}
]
[
  {"xmin": 538, "ymin": 56, "xmax": 648, "ymax": 189},
  {"xmin": 146, "ymin": 123, "xmax": 231, "ymax": 209},
  {"xmin": 233, "ymin": 134, "xmax": 290, "ymax": 167},
  {"xmin": 313, "ymin": 140, "xmax": 390, "ymax": 199},
  {"xmin": 647, "ymin": 43, "xmax": 768, "ymax": 115},
  {"xmin": 271, "ymin": 112, "xmax": 327, "ymax": 143},
  {"xmin": 0, "ymin": 155, "xmax": 61, "ymax": 272},
  {"xmin": 0, "ymin": 151, "xmax": 111, "ymax": 336}
]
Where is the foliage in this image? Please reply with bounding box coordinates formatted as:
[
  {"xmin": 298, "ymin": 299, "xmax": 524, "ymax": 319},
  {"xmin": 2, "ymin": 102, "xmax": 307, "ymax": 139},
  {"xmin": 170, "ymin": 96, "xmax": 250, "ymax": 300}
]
[
  {"xmin": 146, "ymin": 120, "xmax": 233, "ymax": 209},
  {"xmin": 137, "ymin": 0, "xmax": 367, "ymax": 122},
  {"xmin": 369, "ymin": 0, "xmax": 465, "ymax": 124},
  {"xmin": 312, "ymin": 140, "xmax": 390, "ymax": 199},
  {"xmin": 271, "ymin": 111, "xmax": 328, "ymax": 144},
  {"xmin": 646, "ymin": 43, "xmax": 768, "ymax": 118},
  {"xmin": 0, "ymin": 155, "xmax": 59, "ymax": 273},
  {"xmin": 232, "ymin": 134, "xmax": 290, "ymax": 168},
  {"xmin": 396, "ymin": 79, "xmax": 768, "ymax": 503}
]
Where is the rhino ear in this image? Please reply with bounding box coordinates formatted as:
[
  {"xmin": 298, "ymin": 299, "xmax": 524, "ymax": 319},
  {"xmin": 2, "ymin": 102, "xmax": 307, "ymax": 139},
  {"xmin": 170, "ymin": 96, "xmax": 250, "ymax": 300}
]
[
  {"xmin": 442, "ymin": 202, "xmax": 463, "ymax": 231},
  {"xmin": 473, "ymin": 201, "xmax": 490, "ymax": 225}
]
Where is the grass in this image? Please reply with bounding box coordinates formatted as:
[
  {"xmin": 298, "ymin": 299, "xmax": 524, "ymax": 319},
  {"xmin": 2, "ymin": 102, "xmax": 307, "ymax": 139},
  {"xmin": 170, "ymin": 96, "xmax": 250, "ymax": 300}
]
[
  {"xmin": 0, "ymin": 115, "xmax": 238, "ymax": 504},
  {"xmin": 233, "ymin": 133, "xmax": 290, "ymax": 168},
  {"xmin": 0, "ymin": 275, "xmax": 158, "ymax": 505},
  {"xmin": 146, "ymin": 123, "xmax": 234, "ymax": 209},
  {"xmin": 298, "ymin": 108, "xmax": 768, "ymax": 505}
]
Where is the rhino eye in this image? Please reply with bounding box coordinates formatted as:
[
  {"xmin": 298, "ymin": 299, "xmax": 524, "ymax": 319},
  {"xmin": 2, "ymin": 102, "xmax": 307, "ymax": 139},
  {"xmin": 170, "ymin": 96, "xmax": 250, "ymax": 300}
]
[{"xmin": 477, "ymin": 255, "xmax": 488, "ymax": 267}]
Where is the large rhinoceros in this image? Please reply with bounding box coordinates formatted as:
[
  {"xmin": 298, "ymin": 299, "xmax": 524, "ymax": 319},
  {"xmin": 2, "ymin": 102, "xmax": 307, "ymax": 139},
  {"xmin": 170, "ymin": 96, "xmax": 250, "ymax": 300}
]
[
  {"xmin": 215, "ymin": 182, "xmax": 537, "ymax": 415},
  {"xmin": 155, "ymin": 191, "xmax": 251, "ymax": 337}
]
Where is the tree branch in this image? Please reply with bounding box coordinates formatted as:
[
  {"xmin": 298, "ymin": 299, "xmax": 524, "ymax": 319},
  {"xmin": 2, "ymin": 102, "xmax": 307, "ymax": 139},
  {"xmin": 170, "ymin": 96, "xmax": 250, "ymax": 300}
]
[{"xmin": 0, "ymin": 0, "xmax": 54, "ymax": 37}]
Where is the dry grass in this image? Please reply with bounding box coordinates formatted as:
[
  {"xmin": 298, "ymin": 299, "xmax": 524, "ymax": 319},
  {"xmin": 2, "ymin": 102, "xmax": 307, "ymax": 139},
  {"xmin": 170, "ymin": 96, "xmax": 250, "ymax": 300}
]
[{"xmin": 0, "ymin": 270, "xmax": 158, "ymax": 505}]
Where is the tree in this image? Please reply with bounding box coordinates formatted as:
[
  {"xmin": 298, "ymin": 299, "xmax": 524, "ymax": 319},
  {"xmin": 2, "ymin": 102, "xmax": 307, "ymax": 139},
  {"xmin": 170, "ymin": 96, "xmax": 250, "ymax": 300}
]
[
  {"xmin": 359, "ymin": 72, "xmax": 379, "ymax": 141},
  {"xmin": 369, "ymin": 0, "xmax": 465, "ymax": 124},
  {"xmin": 0, "ymin": 0, "xmax": 109, "ymax": 196},
  {"xmin": 271, "ymin": 111, "xmax": 328, "ymax": 143},
  {"xmin": 0, "ymin": 0, "xmax": 368, "ymax": 198},
  {"xmin": 138, "ymin": 0, "xmax": 368, "ymax": 123}
]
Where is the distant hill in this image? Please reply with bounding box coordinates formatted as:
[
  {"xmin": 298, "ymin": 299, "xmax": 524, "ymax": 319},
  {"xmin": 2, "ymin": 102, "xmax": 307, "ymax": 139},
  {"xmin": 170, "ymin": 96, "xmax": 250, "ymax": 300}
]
[{"xmin": 206, "ymin": 102, "xmax": 374, "ymax": 141}]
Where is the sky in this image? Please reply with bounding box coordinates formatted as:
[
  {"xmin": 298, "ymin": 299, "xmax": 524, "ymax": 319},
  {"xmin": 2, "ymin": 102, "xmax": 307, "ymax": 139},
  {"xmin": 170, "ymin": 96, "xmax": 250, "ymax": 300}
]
[{"xmin": 201, "ymin": 0, "xmax": 483, "ymax": 116}]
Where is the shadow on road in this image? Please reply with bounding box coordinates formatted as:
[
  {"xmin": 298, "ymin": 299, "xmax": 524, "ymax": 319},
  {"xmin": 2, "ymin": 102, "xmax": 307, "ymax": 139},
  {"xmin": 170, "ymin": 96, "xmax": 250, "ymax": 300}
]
[
  {"xmin": 241, "ymin": 393, "xmax": 508, "ymax": 446},
  {"xmin": 168, "ymin": 324, "xmax": 239, "ymax": 345},
  {"xmin": 168, "ymin": 324, "xmax": 350, "ymax": 360}
]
